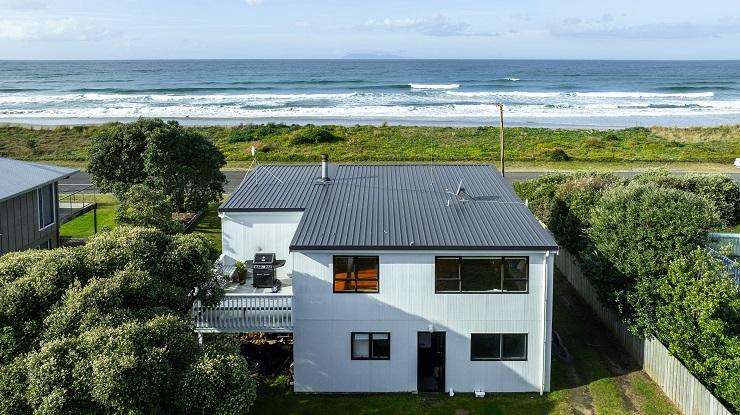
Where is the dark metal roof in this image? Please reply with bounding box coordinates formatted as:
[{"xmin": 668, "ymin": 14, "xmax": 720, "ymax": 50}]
[
  {"xmin": 0, "ymin": 158, "xmax": 78, "ymax": 203},
  {"xmin": 221, "ymin": 164, "xmax": 558, "ymax": 251}
]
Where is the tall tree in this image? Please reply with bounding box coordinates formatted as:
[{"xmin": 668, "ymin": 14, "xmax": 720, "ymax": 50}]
[{"xmin": 89, "ymin": 118, "xmax": 226, "ymax": 212}]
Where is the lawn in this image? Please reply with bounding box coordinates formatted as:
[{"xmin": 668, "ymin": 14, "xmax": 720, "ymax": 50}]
[
  {"xmin": 191, "ymin": 201, "xmax": 223, "ymax": 250},
  {"xmin": 60, "ymin": 195, "xmax": 225, "ymax": 248},
  {"xmin": 250, "ymin": 273, "xmax": 678, "ymax": 415},
  {"xmin": 59, "ymin": 194, "xmax": 118, "ymax": 238}
]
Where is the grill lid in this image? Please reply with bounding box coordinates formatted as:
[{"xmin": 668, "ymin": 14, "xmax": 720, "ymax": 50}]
[{"xmin": 254, "ymin": 253, "xmax": 275, "ymax": 264}]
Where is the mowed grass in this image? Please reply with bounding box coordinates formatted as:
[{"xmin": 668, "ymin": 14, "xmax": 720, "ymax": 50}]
[
  {"xmin": 1, "ymin": 123, "xmax": 738, "ymax": 166},
  {"xmin": 255, "ymin": 375, "xmax": 570, "ymax": 415},
  {"xmin": 191, "ymin": 201, "xmax": 223, "ymax": 251},
  {"xmin": 59, "ymin": 195, "xmax": 225, "ymax": 248},
  {"xmin": 59, "ymin": 194, "xmax": 118, "ymax": 238},
  {"xmin": 250, "ymin": 273, "xmax": 678, "ymax": 415}
]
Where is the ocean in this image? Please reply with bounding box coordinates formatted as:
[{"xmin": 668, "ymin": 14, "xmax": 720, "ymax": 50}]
[{"xmin": 1, "ymin": 59, "xmax": 739, "ymax": 128}]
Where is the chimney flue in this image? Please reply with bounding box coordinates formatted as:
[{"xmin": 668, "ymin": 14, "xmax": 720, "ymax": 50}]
[{"xmin": 320, "ymin": 154, "xmax": 331, "ymax": 182}]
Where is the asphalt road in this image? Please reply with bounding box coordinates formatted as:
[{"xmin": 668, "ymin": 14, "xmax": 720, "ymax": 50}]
[{"xmin": 59, "ymin": 169, "xmax": 740, "ymax": 194}]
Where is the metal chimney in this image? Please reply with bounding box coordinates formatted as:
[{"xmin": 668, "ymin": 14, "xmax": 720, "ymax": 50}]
[{"xmin": 320, "ymin": 154, "xmax": 331, "ymax": 182}]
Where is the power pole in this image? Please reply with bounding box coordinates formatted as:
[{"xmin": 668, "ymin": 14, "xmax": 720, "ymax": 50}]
[{"xmin": 497, "ymin": 103, "xmax": 505, "ymax": 177}]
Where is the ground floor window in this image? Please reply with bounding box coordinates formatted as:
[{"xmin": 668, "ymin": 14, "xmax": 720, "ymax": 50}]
[
  {"xmin": 351, "ymin": 332, "xmax": 390, "ymax": 360},
  {"xmin": 470, "ymin": 333, "xmax": 527, "ymax": 361}
]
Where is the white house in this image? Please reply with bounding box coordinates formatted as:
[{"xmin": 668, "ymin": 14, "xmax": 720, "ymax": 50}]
[{"xmin": 194, "ymin": 157, "xmax": 558, "ymax": 394}]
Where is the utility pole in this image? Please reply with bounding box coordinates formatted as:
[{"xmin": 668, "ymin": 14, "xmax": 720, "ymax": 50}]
[{"xmin": 497, "ymin": 103, "xmax": 505, "ymax": 177}]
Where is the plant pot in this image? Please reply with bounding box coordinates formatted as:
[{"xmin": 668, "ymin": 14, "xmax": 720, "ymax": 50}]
[{"xmin": 238, "ymin": 271, "xmax": 247, "ymax": 285}]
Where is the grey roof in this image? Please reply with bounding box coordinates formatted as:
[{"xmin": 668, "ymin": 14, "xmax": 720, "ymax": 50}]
[
  {"xmin": 0, "ymin": 158, "xmax": 77, "ymax": 203},
  {"xmin": 221, "ymin": 164, "xmax": 558, "ymax": 251}
]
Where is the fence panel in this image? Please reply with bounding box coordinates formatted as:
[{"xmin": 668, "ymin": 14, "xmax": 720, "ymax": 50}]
[{"xmin": 555, "ymin": 249, "xmax": 733, "ymax": 415}]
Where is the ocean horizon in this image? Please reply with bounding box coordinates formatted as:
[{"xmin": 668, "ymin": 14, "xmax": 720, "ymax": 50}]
[{"xmin": 1, "ymin": 59, "xmax": 740, "ymax": 128}]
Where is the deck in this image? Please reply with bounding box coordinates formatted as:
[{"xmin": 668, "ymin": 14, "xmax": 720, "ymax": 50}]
[
  {"xmin": 192, "ymin": 265, "xmax": 293, "ymax": 333},
  {"xmin": 58, "ymin": 185, "xmax": 98, "ymax": 226}
]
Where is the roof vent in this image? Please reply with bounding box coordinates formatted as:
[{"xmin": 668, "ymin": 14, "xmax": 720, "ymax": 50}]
[{"xmin": 318, "ymin": 154, "xmax": 331, "ymax": 183}]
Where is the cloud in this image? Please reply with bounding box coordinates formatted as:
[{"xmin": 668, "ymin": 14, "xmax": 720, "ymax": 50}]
[
  {"xmin": 0, "ymin": 18, "xmax": 112, "ymax": 41},
  {"xmin": 0, "ymin": 0, "xmax": 50, "ymax": 10},
  {"xmin": 245, "ymin": 0, "xmax": 262, "ymax": 6},
  {"xmin": 360, "ymin": 14, "xmax": 501, "ymax": 37},
  {"xmin": 552, "ymin": 16, "xmax": 740, "ymax": 40}
]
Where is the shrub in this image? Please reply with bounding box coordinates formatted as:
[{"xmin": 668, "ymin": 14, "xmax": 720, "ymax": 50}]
[
  {"xmin": 178, "ymin": 352, "xmax": 257, "ymax": 415},
  {"xmin": 512, "ymin": 173, "xmax": 569, "ymax": 228},
  {"xmin": 634, "ymin": 169, "xmax": 740, "ymax": 226},
  {"xmin": 84, "ymin": 316, "xmax": 199, "ymax": 414},
  {"xmin": 290, "ymin": 125, "xmax": 340, "ymax": 145},
  {"xmin": 656, "ymin": 250, "xmax": 740, "ymax": 409},
  {"xmin": 514, "ymin": 173, "xmax": 621, "ymax": 254},
  {"xmin": 227, "ymin": 123, "xmax": 294, "ymax": 144},
  {"xmin": 0, "ymin": 227, "xmax": 243, "ymax": 415},
  {"xmin": 588, "ymin": 184, "xmax": 721, "ymax": 334},
  {"xmin": 589, "ymin": 183, "xmax": 720, "ymax": 278},
  {"xmin": 0, "ymin": 356, "xmax": 30, "ymax": 415},
  {"xmin": 541, "ymin": 147, "xmax": 571, "ymax": 161},
  {"xmin": 550, "ymin": 173, "xmax": 622, "ymax": 253},
  {"xmin": 115, "ymin": 184, "xmax": 182, "ymax": 233}
]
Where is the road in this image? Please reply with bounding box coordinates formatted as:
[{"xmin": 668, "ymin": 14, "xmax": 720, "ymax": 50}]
[{"xmin": 59, "ymin": 169, "xmax": 740, "ymax": 194}]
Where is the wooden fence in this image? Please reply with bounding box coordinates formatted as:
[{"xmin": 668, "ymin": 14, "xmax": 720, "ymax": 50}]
[{"xmin": 555, "ymin": 249, "xmax": 734, "ymax": 415}]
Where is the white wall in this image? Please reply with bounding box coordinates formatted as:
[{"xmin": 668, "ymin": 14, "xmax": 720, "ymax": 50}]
[
  {"xmin": 221, "ymin": 211, "xmax": 303, "ymax": 277},
  {"xmin": 292, "ymin": 250, "xmax": 554, "ymax": 393}
]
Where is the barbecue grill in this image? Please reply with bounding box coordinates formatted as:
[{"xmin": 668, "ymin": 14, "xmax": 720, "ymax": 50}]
[{"xmin": 251, "ymin": 253, "xmax": 286, "ymax": 291}]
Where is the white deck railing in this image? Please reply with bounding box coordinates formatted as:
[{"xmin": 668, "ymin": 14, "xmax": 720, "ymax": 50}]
[{"xmin": 192, "ymin": 294, "xmax": 293, "ymax": 333}]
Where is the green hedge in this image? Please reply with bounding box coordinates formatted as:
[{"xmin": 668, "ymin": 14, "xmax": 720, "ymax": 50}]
[
  {"xmin": 515, "ymin": 172, "xmax": 740, "ymax": 410},
  {"xmin": 0, "ymin": 227, "xmax": 256, "ymax": 415}
]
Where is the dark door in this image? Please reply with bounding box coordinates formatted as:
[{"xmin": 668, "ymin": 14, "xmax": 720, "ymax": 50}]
[{"xmin": 417, "ymin": 331, "xmax": 445, "ymax": 392}]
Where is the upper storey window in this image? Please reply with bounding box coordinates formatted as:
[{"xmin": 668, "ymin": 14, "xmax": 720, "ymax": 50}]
[
  {"xmin": 38, "ymin": 184, "xmax": 55, "ymax": 229},
  {"xmin": 333, "ymin": 256, "xmax": 379, "ymax": 293},
  {"xmin": 435, "ymin": 256, "xmax": 528, "ymax": 293}
]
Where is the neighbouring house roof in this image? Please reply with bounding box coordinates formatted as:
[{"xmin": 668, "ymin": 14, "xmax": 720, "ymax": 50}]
[
  {"xmin": 221, "ymin": 164, "xmax": 558, "ymax": 251},
  {"xmin": 0, "ymin": 157, "xmax": 78, "ymax": 203}
]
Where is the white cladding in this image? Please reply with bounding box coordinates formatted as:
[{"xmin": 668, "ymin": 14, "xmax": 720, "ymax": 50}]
[
  {"xmin": 292, "ymin": 250, "xmax": 554, "ymax": 393},
  {"xmin": 220, "ymin": 211, "xmax": 303, "ymax": 277},
  {"xmin": 220, "ymin": 211, "xmax": 555, "ymax": 394}
]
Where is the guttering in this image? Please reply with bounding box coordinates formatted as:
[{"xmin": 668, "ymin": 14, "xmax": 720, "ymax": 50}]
[{"xmin": 289, "ymin": 244, "xmax": 560, "ymax": 252}]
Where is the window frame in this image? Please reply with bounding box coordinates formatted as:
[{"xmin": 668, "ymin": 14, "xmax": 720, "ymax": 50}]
[
  {"xmin": 37, "ymin": 183, "xmax": 56, "ymax": 231},
  {"xmin": 470, "ymin": 333, "xmax": 528, "ymax": 361},
  {"xmin": 333, "ymin": 255, "xmax": 380, "ymax": 293},
  {"xmin": 434, "ymin": 256, "xmax": 529, "ymax": 294},
  {"xmin": 351, "ymin": 332, "xmax": 391, "ymax": 360}
]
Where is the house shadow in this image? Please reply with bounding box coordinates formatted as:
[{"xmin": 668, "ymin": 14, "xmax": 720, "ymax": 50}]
[{"xmin": 549, "ymin": 272, "xmax": 643, "ymax": 393}]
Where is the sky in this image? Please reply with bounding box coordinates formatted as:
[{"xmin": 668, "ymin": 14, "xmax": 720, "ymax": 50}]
[{"xmin": 0, "ymin": 0, "xmax": 739, "ymax": 60}]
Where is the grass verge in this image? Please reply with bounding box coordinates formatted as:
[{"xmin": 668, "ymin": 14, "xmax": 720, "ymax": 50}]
[{"xmin": 2, "ymin": 124, "xmax": 738, "ymax": 167}]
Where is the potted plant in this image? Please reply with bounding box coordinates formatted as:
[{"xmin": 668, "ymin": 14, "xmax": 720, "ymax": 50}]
[{"xmin": 234, "ymin": 261, "xmax": 247, "ymax": 285}]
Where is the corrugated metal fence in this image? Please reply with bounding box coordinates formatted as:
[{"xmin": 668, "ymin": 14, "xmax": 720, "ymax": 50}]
[{"xmin": 555, "ymin": 249, "xmax": 734, "ymax": 415}]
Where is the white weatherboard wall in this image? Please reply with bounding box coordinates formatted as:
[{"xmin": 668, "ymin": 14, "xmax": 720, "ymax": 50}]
[
  {"xmin": 221, "ymin": 211, "xmax": 303, "ymax": 277},
  {"xmin": 292, "ymin": 250, "xmax": 554, "ymax": 393}
]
